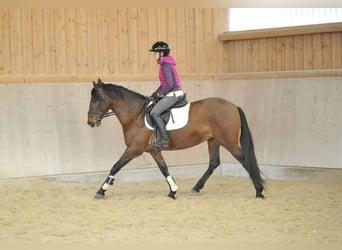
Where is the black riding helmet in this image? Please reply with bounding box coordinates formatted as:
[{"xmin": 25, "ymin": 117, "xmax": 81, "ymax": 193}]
[{"xmin": 149, "ymin": 41, "xmax": 170, "ymax": 56}]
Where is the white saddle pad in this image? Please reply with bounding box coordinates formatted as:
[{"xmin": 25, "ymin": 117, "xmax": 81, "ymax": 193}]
[{"xmin": 144, "ymin": 103, "xmax": 190, "ymax": 131}]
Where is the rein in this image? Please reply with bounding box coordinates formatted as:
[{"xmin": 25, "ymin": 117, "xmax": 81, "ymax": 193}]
[
  {"xmin": 87, "ymin": 106, "xmax": 135, "ymax": 120},
  {"xmin": 88, "ymin": 94, "xmax": 152, "ymax": 122}
]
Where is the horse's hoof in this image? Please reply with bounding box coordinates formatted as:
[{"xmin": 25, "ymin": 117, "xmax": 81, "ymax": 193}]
[
  {"xmin": 95, "ymin": 193, "xmax": 105, "ymax": 199},
  {"xmin": 95, "ymin": 190, "xmax": 106, "ymax": 199},
  {"xmin": 256, "ymin": 191, "xmax": 264, "ymax": 199},
  {"xmin": 168, "ymin": 191, "xmax": 176, "ymax": 200},
  {"xmin": 190, "ymin": 189, "xmax": 200, "ymax": 195}
]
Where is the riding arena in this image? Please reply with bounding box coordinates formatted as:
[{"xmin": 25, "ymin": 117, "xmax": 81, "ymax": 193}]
[{"xmin": 0, "ymin": 9, "xmax": 341, "ymax": 245}]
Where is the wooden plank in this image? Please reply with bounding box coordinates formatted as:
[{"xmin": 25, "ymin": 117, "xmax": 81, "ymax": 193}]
[
  {"xmin": 276, "ymin": 37, "xmax": 286, "ymax": 71},
  {"xmin": 267, "ymin": 38, "xmax": 277, "ymax": 71},
  {"xmin": 194, "ymin": 8, "xmax": 204, "ymax": 73},
  {"xmin": 233, "ymin": 40, "xmax": 244, "ymax": 72},
  {"xmin": 221, "ymin": 43, "xmax": 229, "ymax": 73},
  {"xmin": 0, "ymin": 9, "xmax": 11, "ymax": 75},
  {"xmin": 294, "ymin": 35, "xmax": 304, "ymax": 70},
  {"xmin": 185, "ymin": 9, "xmax": 196, "ymax": 73},
  {"xmin": 65, "ymin": 8, "xmax": 78, "ymax": 75},
  {"xmin": 157, "ymin": 8, "xmax": 168, "ymax": 41},
  {"xmin": 226, "ymin": 41, "xmax": 235, "ymax": 73},
  {"xmin": 0, "ymin": 9, "xmax": 7, "ymax": 74},
  {"xmin": 128, "ymin": 8, "xmax": 138, "ymax": 74},
  {"xmin": 32, "ymin": 9, "xmax": 45, "ymax": 74},
  {"xmin": 312, "ymin": 33, "xmax": 322, "ymax": 69},
  {"xmin": 21, "ymin": 9, "xmax": 33, "ymax": 75},
  {"xmin": 166, "ymin": 8, "xmax": 178, "ymax": 73},
  {"xmin": 76, "ymin": 8, "xmax": 88, "ymax": 75},
  {"xmin": 285, "ymin": 36, "xmax": 295, "ymax": 71},
  {"xmin": 118, "ymin": 8, "xmax": 129, "ymax": 74},
  {"xmin": 212, "ymin": 8, "xmax": 227, "ymax": 73},
  {"xmin": 86, "ymin": 9, "xmax": 98, "ymax": 75},
  {"xmin": 147, "ymin": 8, "xmax": 158, "ymax": 73},
  {"xmin": 55, "ymin": 8, "xmax": 67, "ymax": 74},
  {"xmin": 107, "ymin": 9, "xmax": 119, "ymax": 74},
  {"xmin": 259, "ymin": 38, "xmax": 268, "ymax": 71},
  {"xmin": 164, "ymin": 8, "xmax": 179, "ymax": 73},
  {"xmin": 250, "ymin": 39, "xmax": 259, "ymax": 72},
  {"xmin": 331, "ymin": 32, "xmax": 342, "ymax": 69},
  {"xmin": 166, "ymin": 8, "xmax": 177, "ymax": 53},
  {"xmin": 175, "ymin": 8, "xmax": 186, "ymax": 74},
  {"xmin": 202, "ymin": 8, "xmax": 214, "ymax": 73},
  {"xmin": 303, "ymin": 34, "xmax": 313, "ymax": 70},
  {"xmin": 137, "ymin": 8, "xmax": 149, "ymax": 74},
  {"xmin": 43, "ymin": 9, "xmax": 56, "ymax": 75},
  {"xmin": 242, "ymin": 39, "xmax": 252, "ymax": 72},
  {"xmin": 9, "ymin": 9, "xmax": 22, "ymax": 75},
  {"xmin": 97, "ymin": 8, "xmax": 109, "ymax": 74},
  {"xmin": 321, "ymin": 33, "xmax": 332, "ymax": 69}
]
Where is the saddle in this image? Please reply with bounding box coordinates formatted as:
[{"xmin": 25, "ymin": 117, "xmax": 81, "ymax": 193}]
[{"xmin": 145, "ymin": 94, "xmax": 189, "ymax": 129}]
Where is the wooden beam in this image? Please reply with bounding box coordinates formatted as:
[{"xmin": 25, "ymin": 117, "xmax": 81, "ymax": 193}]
[
  {"xmin": 1, "ymin": 69, "xmax": 342, "ymax": 84},
  {"xmin": 219, "ymin": 22, "xmax": 342, "ymax": 41}
]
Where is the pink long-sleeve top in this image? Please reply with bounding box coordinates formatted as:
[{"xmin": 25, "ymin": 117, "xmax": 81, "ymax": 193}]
[{"xmin": 156, "ymin": 56, "xmax": 182, "ymax": 96}]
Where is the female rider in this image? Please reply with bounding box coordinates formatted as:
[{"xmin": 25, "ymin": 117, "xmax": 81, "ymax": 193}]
[{"xmin": 149, "ymin": 41, "xmax": 184, "ymax": 147}]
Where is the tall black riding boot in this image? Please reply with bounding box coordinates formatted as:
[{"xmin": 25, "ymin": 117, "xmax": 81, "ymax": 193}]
[{"xmin": 151, "ymin": 114, "xmax": 170, "ymax": 147}]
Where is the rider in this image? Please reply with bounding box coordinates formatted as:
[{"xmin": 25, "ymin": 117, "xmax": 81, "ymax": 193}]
[{"xmin": 149, "ymin": 41, "xmax": 184, "ymax": 147}]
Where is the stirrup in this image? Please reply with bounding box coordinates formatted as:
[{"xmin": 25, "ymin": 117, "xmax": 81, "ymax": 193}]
[{"xmin": 153, "ymin": 139, "xmax": 170, "ymax": 147}]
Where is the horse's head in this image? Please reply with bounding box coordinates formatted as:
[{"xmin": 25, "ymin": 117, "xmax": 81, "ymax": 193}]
[{"xmin": 87, "ymin": 79, "xmax": 111, "ymax": 127}]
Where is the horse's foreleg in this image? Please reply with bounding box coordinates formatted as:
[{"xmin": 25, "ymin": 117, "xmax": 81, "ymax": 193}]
[
  {"xmin": 150, "ymin": 150, "xmax": 177, "ymax": 199},
  {"xmin": 192, "ymin": 139, "xmax": 220, "ymax": 194},
  {"xmin": 95, "ymin": 148, "xmax": 142, "ymax": 199}
]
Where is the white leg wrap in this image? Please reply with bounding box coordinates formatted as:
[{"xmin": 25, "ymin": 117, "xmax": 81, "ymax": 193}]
[
  {"xmin": 102, "ymin": 183, "xmax": 109, "ymax": 190},
  {"xmin": 166, "ymin": 176, "xmax": 178, "ymax": 192},
  {"xmin": 102, "ymin": 175, "xmax": 114, "ymax": 190}
]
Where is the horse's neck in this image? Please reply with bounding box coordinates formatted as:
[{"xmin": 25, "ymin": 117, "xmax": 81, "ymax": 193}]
[{"xmin": 109, "ymin": 94, "xmax": 145, "ymax": 126}]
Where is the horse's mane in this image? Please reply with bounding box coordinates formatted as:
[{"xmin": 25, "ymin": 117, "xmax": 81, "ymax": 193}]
[{"xmin": 102, "ymin": 83, "xmax": 147, "ymax": 101}]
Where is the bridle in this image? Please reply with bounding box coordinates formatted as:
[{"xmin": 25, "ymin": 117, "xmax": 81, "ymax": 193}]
[
  {"xmin": 87, "ymin": 88, "xmax": 117, "ymax": 124},
  {"xmin": 88, "ymin": 88, "xmax": 151, "ymax": 124}
]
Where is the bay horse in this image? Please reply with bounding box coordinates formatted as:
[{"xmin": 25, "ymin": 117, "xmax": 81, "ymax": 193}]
[{"xmin": 87, "ymin": 79, "xmax": 264, "ymax": 199}]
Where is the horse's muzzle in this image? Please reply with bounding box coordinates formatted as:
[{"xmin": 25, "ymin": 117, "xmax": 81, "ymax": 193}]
[
  {"xmin": 87, "ymin": 117, "xmax": 101, "ymax": 127},
  {"xmin": 87, "ymin": 121, "xmax": 95, "ymax": 127}
]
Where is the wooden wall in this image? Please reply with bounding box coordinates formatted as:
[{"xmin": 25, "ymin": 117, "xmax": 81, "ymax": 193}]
[
  {"xmin": 1, "ymin": 9, "xmax": 341, "ymax": 83},
  {"xmin": 219, "ymin": 22, "xmax": 342, "ymax": 75},
  {"xmin": 0, "ymin": 8, "xmax": 227, "ymax": 83}
]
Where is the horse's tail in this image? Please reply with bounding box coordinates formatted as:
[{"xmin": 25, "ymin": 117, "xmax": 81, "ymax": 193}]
[{"xmin": 237, "ymin": 107, "xmax": 264, "ymax": 192}]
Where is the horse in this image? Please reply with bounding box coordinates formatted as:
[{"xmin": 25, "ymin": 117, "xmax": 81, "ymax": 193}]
[{"xmin": 87, "ymin": 79, "xmax": 264, "ymax": 199}]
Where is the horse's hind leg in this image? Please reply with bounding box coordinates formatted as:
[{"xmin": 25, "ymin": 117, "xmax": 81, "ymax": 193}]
[
  {"xmin": 150, "ymin": 150, "xmax": 178, "ymax": 199},
  {"xmin": 233, "ymin": 107, "xmax": 264, "ymax": 198},
  {"xmin": 231, "ymin": 146, "xmax": 264, "ymax": 199},
  {"xmin": 192, "ymin": 138, "xmax": 220, "ymax": 194}
]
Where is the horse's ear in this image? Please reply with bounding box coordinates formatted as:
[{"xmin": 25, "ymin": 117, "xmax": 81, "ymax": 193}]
[
  {"xmin": 97, "ymin": 78, "xmax": 105, "ymax": 87},
  {"xmin": 93, "ymin": 81, "xmax": 99, "ymax": 91}
]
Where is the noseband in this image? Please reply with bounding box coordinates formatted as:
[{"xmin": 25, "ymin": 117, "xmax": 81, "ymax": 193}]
[{"xmin": 88, "ymin": 110, "xmax": 116, "ymax": 118}]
